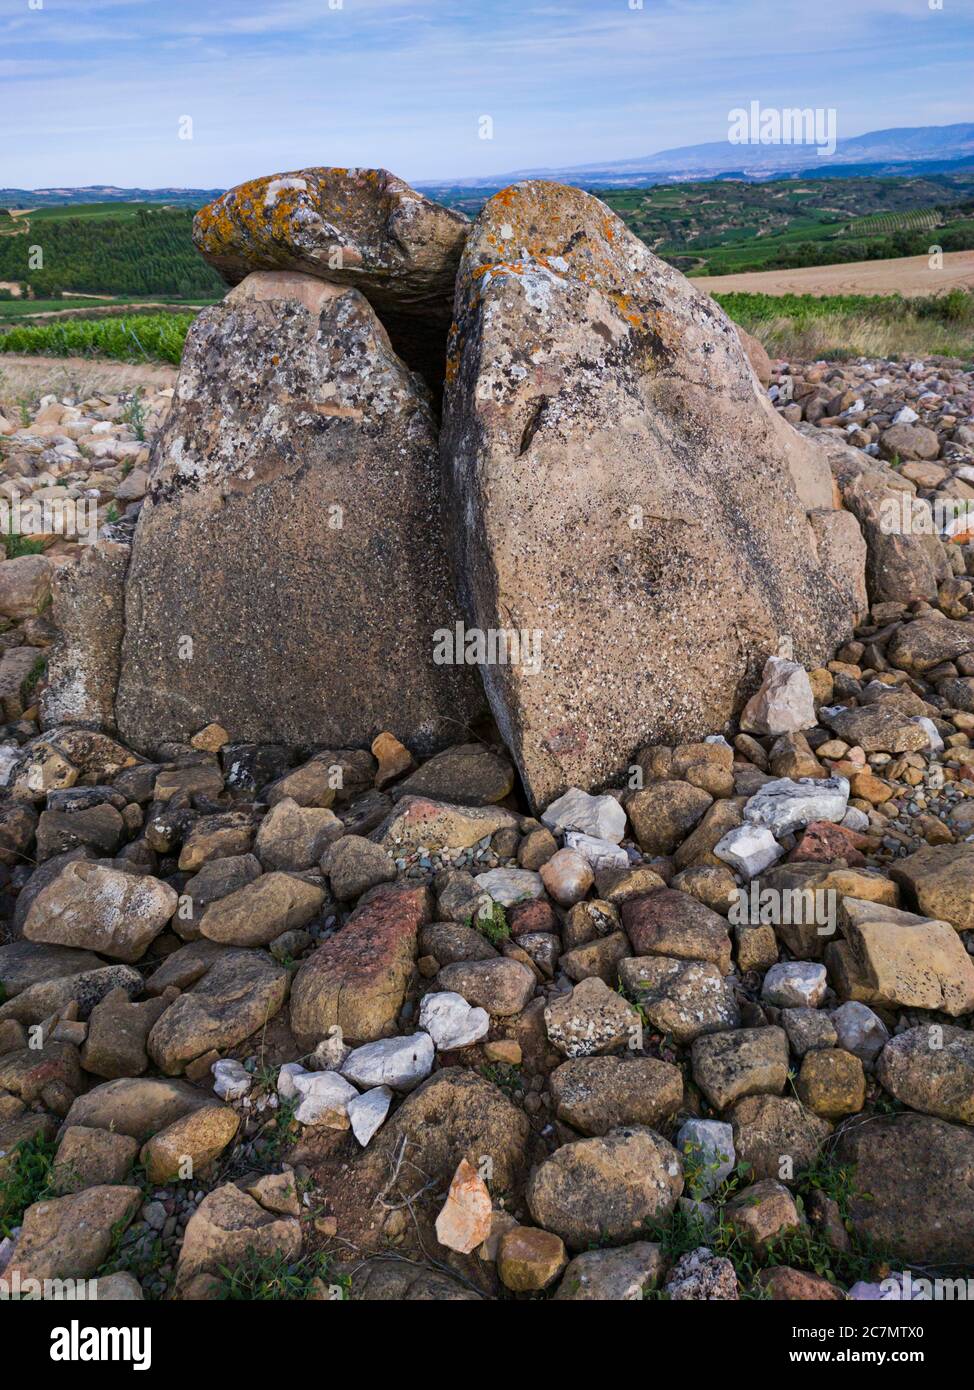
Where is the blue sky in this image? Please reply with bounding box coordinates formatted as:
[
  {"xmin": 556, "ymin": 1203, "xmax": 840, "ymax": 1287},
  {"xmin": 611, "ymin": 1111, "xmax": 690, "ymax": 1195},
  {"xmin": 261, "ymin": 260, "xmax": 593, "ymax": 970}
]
[{"xmin": 1, "ymin": 0, "xmax": 972, "ymax": 188}]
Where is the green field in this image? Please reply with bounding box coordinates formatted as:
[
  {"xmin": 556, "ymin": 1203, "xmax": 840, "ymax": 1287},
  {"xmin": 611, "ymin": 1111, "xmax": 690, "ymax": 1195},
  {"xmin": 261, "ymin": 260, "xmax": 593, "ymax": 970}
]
[
  {"xmin": 1, "ymin": 179, "xmax": 972, "ymax": 366},
  {"xmin": 0, "ymin": 296, "xmax": 118, "ymax": 316},
  {"xmin": 0, "ymin": 203, "xmax": 224, "ymax": 299},
  {"xmin": 712, "ymin": 288, "xmax": 974, "ymax": 360},
  {"xmin": 598, "ymin": 173, "xmax": 974, "ymax": 275},
  {"xmin": 0, "ymin": 313, "xmax": 195, "ymax": 364},
  {"xmin": 3, "ymin": 290, "xmax": 969, "ymax": 368}
]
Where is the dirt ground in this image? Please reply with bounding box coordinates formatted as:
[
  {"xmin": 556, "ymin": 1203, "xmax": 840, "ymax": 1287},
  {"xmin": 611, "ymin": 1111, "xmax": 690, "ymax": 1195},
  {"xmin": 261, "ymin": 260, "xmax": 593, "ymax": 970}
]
[
  {"xmin": 693, "ymin": 248, "xmax": 974, "ymax": 297},
  {"xmin": 0, "ymin": 352, "xmax": 178, "ymax": 403}
]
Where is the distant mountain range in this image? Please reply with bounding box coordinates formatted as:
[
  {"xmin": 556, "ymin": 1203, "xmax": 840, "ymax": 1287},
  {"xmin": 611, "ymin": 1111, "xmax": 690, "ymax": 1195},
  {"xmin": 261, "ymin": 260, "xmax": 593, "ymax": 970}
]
[
  {"xmin": 0, "ymin": 185, "xmax": 224, "ymax": 208},
  {"xmin": 420, "ymin": 123, "xmax": 974, "ymax": 192},
  {"xmin": 3, "ymin": 124, "xmax": 973, "ymax": 207}
]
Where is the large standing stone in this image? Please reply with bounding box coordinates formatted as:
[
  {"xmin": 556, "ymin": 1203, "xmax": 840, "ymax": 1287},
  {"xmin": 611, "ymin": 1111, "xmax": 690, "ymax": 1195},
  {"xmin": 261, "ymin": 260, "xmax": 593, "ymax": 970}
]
[
  {"xmin": 441, "ymin": 181, "xmax": 858, "ymax": 809},
  {"xmin": 193, "ymin": 167, "xmax": 468, "ymax": 388},
  {"xmin": 115, "ymin": 272, "xmax": 480, "ymax": 756}
]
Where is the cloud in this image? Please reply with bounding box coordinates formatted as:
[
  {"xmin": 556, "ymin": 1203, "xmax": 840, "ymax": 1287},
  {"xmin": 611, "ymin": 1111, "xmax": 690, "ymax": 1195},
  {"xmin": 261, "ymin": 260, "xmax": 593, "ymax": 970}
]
[{"xmin": 2, "ymin": 0, "xmax": 971, "ymax": 186}]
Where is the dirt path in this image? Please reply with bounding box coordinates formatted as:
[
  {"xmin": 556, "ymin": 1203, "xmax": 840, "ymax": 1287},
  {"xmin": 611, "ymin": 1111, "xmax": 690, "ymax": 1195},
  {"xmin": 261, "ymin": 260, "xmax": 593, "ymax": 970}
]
[
  {"xmin": 693, "ymin": 249, "xmax": 974, "ymax": 297},
  {"xmin": 0, "ymin": 353, "xmax": 177, "ymax": 401}
]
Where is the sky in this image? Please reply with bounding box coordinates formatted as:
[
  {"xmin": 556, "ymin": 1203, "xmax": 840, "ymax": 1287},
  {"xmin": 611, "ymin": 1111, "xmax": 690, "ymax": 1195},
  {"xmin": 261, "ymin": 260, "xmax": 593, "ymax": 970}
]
[{"xmin": 1, "ymin": 0, "xmax": 972, "ymax": 189}]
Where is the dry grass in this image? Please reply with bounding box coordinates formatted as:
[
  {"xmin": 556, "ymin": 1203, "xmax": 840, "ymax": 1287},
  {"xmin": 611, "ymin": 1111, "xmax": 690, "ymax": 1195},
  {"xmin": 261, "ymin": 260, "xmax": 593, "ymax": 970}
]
[
  {"xmin": 715, "ymin": 290, "xmax": 974, "ymax": 363},
  {"xmin": 0, "ymin": 353, "xmax": 176, "ymax": 411},
  {"xmin": 742, "ymin": 309, "xmax": 974, "ymax": 362}
]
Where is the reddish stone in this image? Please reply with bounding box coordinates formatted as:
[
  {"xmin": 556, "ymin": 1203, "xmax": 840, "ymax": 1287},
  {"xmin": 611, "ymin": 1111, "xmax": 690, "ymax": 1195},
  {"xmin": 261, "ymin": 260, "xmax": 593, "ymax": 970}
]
[
  {"xmin": 435, "ymin": 1158, "xmax": 492, "ymax": 1253},
  {"xmin": 289, "ymin": 882, "xmax": 432, "ymax": 1046},
  {"xmin": 757, "ymin": 1266, "xmax": 845, "ymax": 1300},
  {"xmin": 509, "ymin": 898, "xmax": 558, "ymax": 936},
  {"xmin": 788, "ymin": 820, "xmax": 869, "ymax": 866},
  {"xmin": 621, "ymin": 888, "xmax": 732, "ymax": 974}
]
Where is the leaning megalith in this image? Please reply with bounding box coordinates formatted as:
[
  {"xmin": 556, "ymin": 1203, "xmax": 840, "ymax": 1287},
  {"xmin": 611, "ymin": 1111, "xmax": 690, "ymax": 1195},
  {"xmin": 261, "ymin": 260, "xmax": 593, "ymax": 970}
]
[
  {"xmin": 114, "ymin": 271, "xmax": 481, "ymax": 755},
  {"xmin": 193, "ymin": 168, "xmax": 468, "ymax": 390},
  {"xmin": 441, "ymin": 181, "xmax": 863, "ymax": 810}
]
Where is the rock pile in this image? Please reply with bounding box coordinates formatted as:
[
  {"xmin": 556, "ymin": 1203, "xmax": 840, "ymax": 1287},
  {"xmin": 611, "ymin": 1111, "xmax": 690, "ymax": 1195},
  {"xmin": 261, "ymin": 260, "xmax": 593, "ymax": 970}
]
[{"xmin": 1, "ymin": 166, "xmax": 973, "ymax": 1303}]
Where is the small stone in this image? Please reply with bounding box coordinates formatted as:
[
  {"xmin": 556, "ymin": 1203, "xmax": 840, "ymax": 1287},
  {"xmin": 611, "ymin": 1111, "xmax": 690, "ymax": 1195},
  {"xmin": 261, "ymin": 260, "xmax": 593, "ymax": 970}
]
[
  {"xmin": 714, "ymin": 824, "xmax": 783, "ymax": 877},
  {"xmin": 526, "ymin": 1126, "xmax": 683, "ymax": 1250},
  {"xmin": 245, "ymin": 1170, "xmax": 301, "ymax": 1217},
  {"xmin": 347, "ymin": 1085, "xmax": 393, "ymax": 1146},
  {"xmin": 23, "ymin": 862, "xmax": 177, "ymax": 963},
  {"xmin": 877, "ymin": 1025, "xmax": 974, "ymax": 1124},
  {"xmin": 292, "ymin": 1070, "xmax": 358, "ymax": 1127},
  {"xmin": 691, "ymin": 1027, "xmax": 788, "ymax": 1111},
  {"xmin": 781, "ymin": 1008, "xmax": 838, "ymax": 1057},
  {"xmin": 419, "ymin": 990, "xmax": 490, "ymax": 1050},
  {"xmin": 517, "ymin": 827, "xmax": 559, "ymax": 870},
  {"xmin": 51, "ymin": 1126, "xmax": 140, "ymax": 1194},
  {"xmin": 664, "ymin": 1246, "xmax": 738, "ymax": 1300},
  {"xmin": 539, "ymin": 848, "xmax": 594, "ymax": 907},
  {"xmin": 3, "ymin": 1185, "xmax": 140, "ymax": 1283},
  {"xmin": 740, "ymin": 657, "xmax": 816, "ymax": 736},
  {"xmin": 543, "ymin": 976, "xmax": 642, "ymax": 1057},
  {"xmin": 473, "ymin": 867, "xmax": 544, "ymax": 908},
  {"xmin": 371, "ymin": 731, "xmax": 415, "ymax": 789},
  {"xmin": 830, "ymin": 1001, "xmax": 889, "ymax": 1067},
  {"xmin": 140, "ymin": 1105, "xmax": 240, "ymax": 1182},
  {"xmin": 729, "ymin": 1094, "xmax": 831, "ymax": 1181},
  {"xmin": 553, "ymin": 1242, "xmax": 664, "ymax": 1300},
  {"xmin": 211, "ymin": 1058, "xmax": 252, "ymax": 1101},
  {"xmin": 676, "ymin": 1119, "xmax": 735, "ymax": 1198},
  {"xmin": 540, "ymin": 788, "xmax": 627, "ymax": 844},
  {"xmin": 562, "ymin": 831, "xmax": 629, "ymax": 874},
  {"xmin": 734, "ymin": 923, "xmax": 779, "ymax": 974},
  {"xmin": 322, "ymin": 834, "xmax": 396, "ymax": 900},
  {"xmin": 549, "ymin": 1055, "xmax": 683, "ymax": 1136},
  {"xmin": 758, "ymin": 1266, "xmax": 844, "ymax": 1300},
  {"xmin": 437, "ymin": 958, "xmax": 535, "ymax": 1017},
  {"xmin": 625, "ymin": 780, "xmax": 713, "ymax": 855},
  {"xmin": 622, "ymin": 888, "xmax": 732, "ymax": 974},
  {"xmin": 341, "ymin": 1033, "xmax": 434, "ymax": 1091},
  {"xmin": 254, "ymin": 798, "xmax": 342, "ymax": 872},
  {"xmin": 725, "ymin": 1179, "xmax": 800, "ymax": 1254},
  {"xmin": 191, "ymin": 723, "xmax": 229, "ymax": 753},
  {"xmin": 744, "ymin": 777, "xmax": 849, "ymax": 836},
  {"xmin": 435, "ymin": 1158, "xmax": 493, "ymax": 1254},
  {"xmin": 796, "ymin": 1048, "xmax": 866, "ymax": 1119},
  {"xmin": 497, "ymin": 1226, "xmax": 567, "ymax": 1291},
  {"xmin": 620, "ymin": 956, "xmax": 740, "ymax": 1045},
  {"xmin": 761, "ymin": 961, "xmax": 827, "ymax": 1008}
]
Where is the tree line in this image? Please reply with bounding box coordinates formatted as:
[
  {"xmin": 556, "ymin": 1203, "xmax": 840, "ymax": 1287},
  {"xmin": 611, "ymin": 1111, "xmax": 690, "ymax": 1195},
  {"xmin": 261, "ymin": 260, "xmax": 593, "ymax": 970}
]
[{"xmin": 0, "ymin": 207, "xmax": 225, "ymax": 298}]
